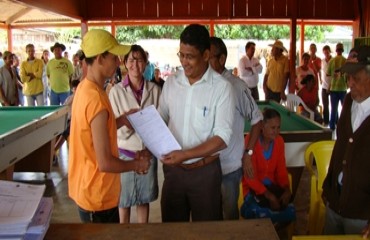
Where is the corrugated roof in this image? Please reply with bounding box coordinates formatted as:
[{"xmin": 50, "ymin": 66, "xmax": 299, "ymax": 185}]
[{"xmin": 0, "ymin": 0, "xmax": 79, "ymax": 26}]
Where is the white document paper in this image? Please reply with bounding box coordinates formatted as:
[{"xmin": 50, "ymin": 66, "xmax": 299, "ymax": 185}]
[
  {"xmin": 24, "ymin": 197, "xmax": 53, "ymax": 240},
  {"xmin": 127, "ymin": 105, "xmax": 181, "ymax": 159},
  {"xmin": 0, "ymin": 181, "xmax": 45, "ymax": 237}
]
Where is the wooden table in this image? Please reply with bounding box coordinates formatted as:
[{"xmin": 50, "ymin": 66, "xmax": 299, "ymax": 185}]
[
  {"xmin": 292, "ymin": 235, "xmax": 365, "ymax": 240},
  {"xmin": 45, "ymin": 219, "xmax": 279, "ymax": 240}
]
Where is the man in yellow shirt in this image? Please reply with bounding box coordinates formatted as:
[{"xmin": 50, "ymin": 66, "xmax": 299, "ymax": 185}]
[
  {"xmin": 47, "ymin": 42, "xmax": 73, "ymax": 105},
  {"xmin": 263, "ymin": 40, "xmax": 290, "ymax": 102},
  {"xmin": 68, "ymin": 29, "xmax": 151, "ymax": 223},
  {"xmin": 20, "ymin": 44, "xmax": 44, "ymax": 106}
]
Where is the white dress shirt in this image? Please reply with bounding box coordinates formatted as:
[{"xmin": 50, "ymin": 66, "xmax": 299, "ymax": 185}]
[
  {"xmin": 158, "ymin": 66, "xmax": 235, "ymax": 164},
  {"xmin": 238, "ymin": 55, "xmax": 263, "ymax": 88}
]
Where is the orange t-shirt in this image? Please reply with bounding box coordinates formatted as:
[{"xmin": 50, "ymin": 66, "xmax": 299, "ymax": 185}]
[{"xmin": 68, "ymin": 79, "xmax": 120, "ymax": 211}]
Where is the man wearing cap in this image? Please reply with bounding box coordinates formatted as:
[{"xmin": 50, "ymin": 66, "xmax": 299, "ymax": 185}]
[
  {"xmin": 0, "ymin": 51, "xmax": 18, "ymax": 106},
  {"xmin": 238, "ymin": 41, "xmax": 263, "ymax": 100},
  {"xmin": 47, "ymin": 42, "xmax": 74, "ymax": 105},
  {"xmin": 263, "ymin": 40, "xmax": 290, "ymax": 102},
  {"xmin": 20, "ymin": 44, "xmax": 44, "ymax": 106},
  {"xmin": 322, "ymin": 45, "xmax": 370, "ymax": 238},
  {"xmin": 68, "ymin": 29, "xmax": 151, "ymax": 223},
  {"xmin": 158, "ymin": 24, "xmax": 234, "ymax": 222},
  {"xmin": 326, "ymin": 42, "xmax": 347, "ymax": 130}
]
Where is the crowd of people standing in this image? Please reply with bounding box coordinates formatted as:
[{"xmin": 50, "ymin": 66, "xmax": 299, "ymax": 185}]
[{"xmin": 1, "ymin": 25, "xmax": 369, "ymax": 238}]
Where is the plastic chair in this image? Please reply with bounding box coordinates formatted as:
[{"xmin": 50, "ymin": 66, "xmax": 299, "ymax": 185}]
[
  {"xmin": 304, "ymin": 140, "xmax": 335, "ymax": 235},
  {"xmin": 282, "ymin": 94, "xmax": 315, "ymax": 120}
]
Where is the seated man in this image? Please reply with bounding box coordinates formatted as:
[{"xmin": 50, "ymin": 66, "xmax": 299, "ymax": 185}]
[
  {"xmin": 240, "ymin": 108, "xmax": 296, "ymax": 229},
  {"xmin": 297, "ymin": 74, "xmax": 323, "ymax": 124}
]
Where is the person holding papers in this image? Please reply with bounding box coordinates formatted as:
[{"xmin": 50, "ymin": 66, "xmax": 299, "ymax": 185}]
[
  {"xmin": 68, "ymin": 30, "xmax": 151, "ymax": 223},
  {"xmin": 109, "ymin": 44, "xmax": 161, "ymax": 223},
  {"xmin": 158, "ymin": 24, "xmax": 235, "ymax": 222}
]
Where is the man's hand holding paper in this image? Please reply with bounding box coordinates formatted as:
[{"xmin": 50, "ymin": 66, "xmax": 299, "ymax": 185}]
[{"xmin": 126, "ymin": 105, "xmax": 181, "ymax": 160}]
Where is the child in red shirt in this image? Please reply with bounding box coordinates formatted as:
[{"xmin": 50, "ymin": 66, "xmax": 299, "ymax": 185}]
[{"xmin": 297, "ymin": 74, "xmax": 323, "ymax": 124}]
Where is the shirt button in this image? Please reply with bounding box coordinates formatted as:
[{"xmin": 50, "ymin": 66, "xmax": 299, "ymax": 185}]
[{"xmin": 349, "ymin": 138, "xmax": 353, "ymax": 143}]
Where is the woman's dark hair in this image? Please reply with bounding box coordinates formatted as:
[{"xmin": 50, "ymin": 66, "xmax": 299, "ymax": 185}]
[
  {"xmin": 262, "ymin": 108, "xmax": 281, "ymax": 123},
  {"xmin": 123, "ymin": 44, "xmax": 147, "ymax": 64}
]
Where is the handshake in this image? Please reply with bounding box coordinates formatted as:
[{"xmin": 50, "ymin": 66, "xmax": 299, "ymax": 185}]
[{"xmin": 134, "ymin": 149, "xmax": 152, "ymax": 175}]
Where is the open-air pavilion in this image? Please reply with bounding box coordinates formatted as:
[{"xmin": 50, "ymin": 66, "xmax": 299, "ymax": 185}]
[{"xmin": 0, "ymin": 0, "xmax": 369, "ymax": 91}]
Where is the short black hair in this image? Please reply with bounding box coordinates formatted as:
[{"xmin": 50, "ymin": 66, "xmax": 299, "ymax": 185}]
[
  {"xmin": 245, "ymin": 41, "xmax": 256, "ymax": 51},
  {"xmin": 301, "ymin": 74, "xmax": 315, "ymax": 85},
  {"xmin": 26, "ymin": 44, "xmax": 34, "ymax": 50},
  {"xmin": 180, "ymin": 24, "xmax": 210, "ymax": 54},
  {"xmin": 209, "ymin": 36, "xmax": 227, "ymax": 58},
  {"xmin": 322, "ymin": 45, "xmax": 331, "ymax": 52}
]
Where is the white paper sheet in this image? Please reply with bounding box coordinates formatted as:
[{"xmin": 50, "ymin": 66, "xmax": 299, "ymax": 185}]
[
  {"xmin": 127, "ymin": 105, "xmax": 181, "ymax": 159},
  {"xmin": 0, "ymin": 181, "xmax": 45, "ymax": 237}
]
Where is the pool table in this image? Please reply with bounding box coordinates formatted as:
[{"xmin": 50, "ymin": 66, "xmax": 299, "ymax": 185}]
[
  {"xmin": 0, "ymin": 106, "xmax": 68, "ymax": 180},
  {"xmin": 245, "ymin": 101, "xmax": 332, "ymax": 196}
]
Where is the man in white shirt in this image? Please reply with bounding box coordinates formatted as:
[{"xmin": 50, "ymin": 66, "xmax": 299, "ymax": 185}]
[
  {"xmin": 209, "ymin": 36, "xmax": 263, "ymax": 220},
  {"xmin": 158, "ymin": 24, "xmax": 235, "ymax": 222},
  {"xmin": 238, "ymin": 41, "xmax": 263, "ymax": 100}
]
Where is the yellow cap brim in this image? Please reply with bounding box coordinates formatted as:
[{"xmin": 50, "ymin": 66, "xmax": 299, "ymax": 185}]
[{"xmin": 108, "ymin": 44, "xmax": 131, "ymax": 57}]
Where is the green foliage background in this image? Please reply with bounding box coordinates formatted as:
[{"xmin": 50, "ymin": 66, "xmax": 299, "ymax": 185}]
[
  {"xmin": 111, "ymin": 25, "xmax": 334, "ymax": 43},
  {"xmin": 52, "ymin": 25, "xmax": 334, "ymax": 44}
]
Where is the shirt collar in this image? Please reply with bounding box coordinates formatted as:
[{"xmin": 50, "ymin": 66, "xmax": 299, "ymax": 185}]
[
  {"xmin": 122, "ymin": 75, "xmax": 130, "ymax": 87},
  {"xmin": 122, "ymin": 74, "xmax": 144, "ymax": 91},
  {"xmin": 358, "ymin": 96, "xmax": 370, "ymax": 113}
]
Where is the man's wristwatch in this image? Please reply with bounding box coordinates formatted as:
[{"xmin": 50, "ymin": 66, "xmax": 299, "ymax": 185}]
[{"xmin": 245, "ymin": 149, "xmax": 253, "ymax": 156}]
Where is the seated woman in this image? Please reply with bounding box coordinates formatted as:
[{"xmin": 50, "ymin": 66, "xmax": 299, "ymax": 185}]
[
  {"xmin": 240, "ymin": 108, "xmax": 295, "ymax": 228},
  {"xmin": 297, "ymin": 74, "xmax": 323, "ymax": 124}
]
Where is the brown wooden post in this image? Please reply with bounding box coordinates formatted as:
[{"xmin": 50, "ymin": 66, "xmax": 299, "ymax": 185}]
[
  {"xmin": 288, "ymin": 0, "xmax": 297, "ymax": 94},
  {"xmin": 7, "ymin": 25, "xmax": 12, "ymax": 51}
]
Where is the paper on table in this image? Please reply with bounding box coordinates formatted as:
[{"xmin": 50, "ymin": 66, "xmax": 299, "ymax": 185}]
[
  {"xmin": 24, "ymin": 197, "xmax": 53, "ymax": 240},
  {"xmin": 127, "ymin": 105, "xmax": 181, "ymax": 159},
  {"xmin": 0, "ymin": 180, "xmax": 45, "ymax": 237}
]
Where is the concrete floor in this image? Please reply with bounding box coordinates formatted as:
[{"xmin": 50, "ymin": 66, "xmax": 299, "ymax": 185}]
[{"xmin": 13, "ymin": 142, "xmax": 311, "ymax": 235}]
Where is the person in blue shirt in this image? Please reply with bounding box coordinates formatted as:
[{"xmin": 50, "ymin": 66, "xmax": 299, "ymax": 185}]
[{"xmin": 143, "ymin": 51, "xmax": 155, "ymax": 81}]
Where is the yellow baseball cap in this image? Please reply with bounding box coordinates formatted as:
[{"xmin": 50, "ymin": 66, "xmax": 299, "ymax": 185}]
[{"xmin": 81, "ymin": 29, "xmax": 130, "ymax": 58}]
